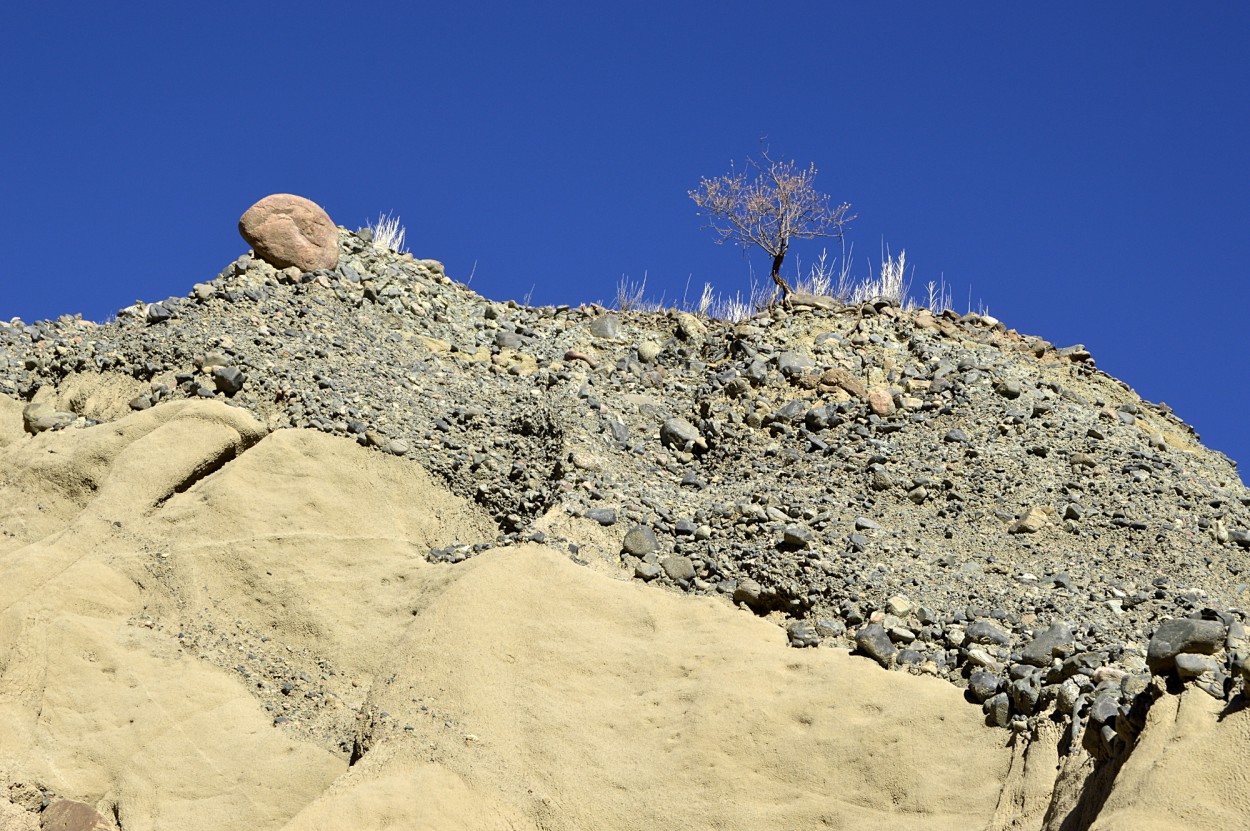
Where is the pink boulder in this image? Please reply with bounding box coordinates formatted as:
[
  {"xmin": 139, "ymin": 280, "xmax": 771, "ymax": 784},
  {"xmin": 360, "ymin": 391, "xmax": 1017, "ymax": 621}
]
[{"xmin": 238, "ymin": 194, "xmax": 339, "ymax": 272}]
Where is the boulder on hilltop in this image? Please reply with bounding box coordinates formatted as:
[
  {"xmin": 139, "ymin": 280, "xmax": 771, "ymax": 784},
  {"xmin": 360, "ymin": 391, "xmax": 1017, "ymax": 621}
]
[{"xmin": 238, "ymin": 193, "xmax": 339, "ymax": 272}]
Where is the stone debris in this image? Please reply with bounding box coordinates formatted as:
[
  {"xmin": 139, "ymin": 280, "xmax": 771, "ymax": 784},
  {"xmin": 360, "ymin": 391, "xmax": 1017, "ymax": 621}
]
[{"xmin": 2, "ymin": 223, "xmax": 1249, "ymax": 759}]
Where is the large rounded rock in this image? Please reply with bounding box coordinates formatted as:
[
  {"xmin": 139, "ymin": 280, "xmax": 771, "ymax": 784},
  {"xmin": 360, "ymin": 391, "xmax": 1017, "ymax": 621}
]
[
  {"xmin": 1146, "ymin": 618, "xmax": 1227, "ymax": 672},
  {"xmin": 238, "ymin": 194, "xmax": 339, "ymax": 272}
]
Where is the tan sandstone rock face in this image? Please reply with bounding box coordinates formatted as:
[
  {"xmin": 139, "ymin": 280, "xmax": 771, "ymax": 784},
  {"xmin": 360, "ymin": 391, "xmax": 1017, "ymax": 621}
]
[{"xmin": 238, "ymin": 194, "xmax": 339, "ymax": 272}]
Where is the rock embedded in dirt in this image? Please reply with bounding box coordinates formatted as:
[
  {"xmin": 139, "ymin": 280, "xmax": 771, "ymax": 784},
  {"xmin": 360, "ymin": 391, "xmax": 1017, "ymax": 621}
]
[
  {"xmin": 622, "ymin": 525, "xmax": 660, "ymax": 556},
  {"xmin": 855, "ymin": 623, "xmax": 897, "ymax": 668},
  {"xmin": 38, "ymin": 799, "xmax": 114, "ymax": 831},
  {"xmin": 661, "ymin": 555, "xmax": 695, "ymax": 582}
]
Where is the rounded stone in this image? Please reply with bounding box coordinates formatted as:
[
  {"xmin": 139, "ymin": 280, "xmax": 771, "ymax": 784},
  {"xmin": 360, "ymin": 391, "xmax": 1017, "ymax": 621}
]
[
  {"xmin": 622, "ymin": 526, "xmax": 660, "ymax": 556},
  {"xmin": 239, "ymin": 193, "xmax": 340, "ymax": 272}
]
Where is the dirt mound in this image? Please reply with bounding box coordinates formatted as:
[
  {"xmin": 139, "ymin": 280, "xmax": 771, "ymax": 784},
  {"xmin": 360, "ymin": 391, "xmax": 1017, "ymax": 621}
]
[{"xmin": 2, "ymin": 231, "xmax": 1249, "ymax": 828}]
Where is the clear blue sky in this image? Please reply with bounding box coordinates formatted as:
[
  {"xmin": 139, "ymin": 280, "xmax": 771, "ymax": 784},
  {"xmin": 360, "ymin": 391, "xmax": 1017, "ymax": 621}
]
[{"xmin": 3, "ymin": 2, "xmax": 1247, "ymax": 481}]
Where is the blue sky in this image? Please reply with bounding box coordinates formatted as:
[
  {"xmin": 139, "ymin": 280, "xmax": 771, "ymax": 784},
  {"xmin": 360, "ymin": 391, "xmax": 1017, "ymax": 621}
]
[{"xmin": 3, "ymin": 2, "xmax": 1247, "ymax": 481}]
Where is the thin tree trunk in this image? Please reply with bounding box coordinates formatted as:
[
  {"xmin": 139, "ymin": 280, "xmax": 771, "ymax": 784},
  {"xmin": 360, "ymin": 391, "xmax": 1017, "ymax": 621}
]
[{"xmin": 770, "ymin": 249, "xmax": 792, "ymax": 298}]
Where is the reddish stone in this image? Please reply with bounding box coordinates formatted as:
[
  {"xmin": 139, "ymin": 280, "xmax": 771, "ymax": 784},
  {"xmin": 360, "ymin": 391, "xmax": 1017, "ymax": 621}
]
[
  {"xmin": 867, "ymin": 388, "xmax": 896, "ymax": 417},
  {"xmin": 40, "ymin": 799, "xmax": 114, "ymax": 831},
  {"xmin": 238, "ymin": 194, "xmax": 339, "ymax": 272}
]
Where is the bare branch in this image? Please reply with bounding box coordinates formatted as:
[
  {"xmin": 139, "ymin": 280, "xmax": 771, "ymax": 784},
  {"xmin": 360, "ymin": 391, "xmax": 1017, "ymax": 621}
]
[{"xmin": 690, "ymin": 154, "xmax": 854, "ymax": 298}]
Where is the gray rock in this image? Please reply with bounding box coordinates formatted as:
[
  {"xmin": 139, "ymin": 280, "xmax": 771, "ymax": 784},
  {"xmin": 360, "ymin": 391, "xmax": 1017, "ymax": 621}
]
[
  {"xmin": 984, "ymin": 692, "xmax": 1011, "ymax": 728},
  {"xmin": 814, "ymin": 618, "xmax": 846, "ymax": 639},
  {"xmin": 660, "ymin": 417, "xmax": 707, "ymax": 452},
  {"xmin": 146, "ymin": 302, "xmax": 173, "ymax": 324},
  {"xmin": 1147, "ymin": 618, "xmax": 1227, "ymax": 672},
  {"xmin": 1174, "ymin": 652, "xmax": 1220, "ymax": 678},
  {"xmin": 855, "ymin": 624, "xmax": 897, "ymax": 668},
  {"xmin": 22, "ymin": 402, "xmax": 76, "ymax": 434},
  {"xmin": 495, "ymin": 331, "xmax": 524, "ymax": 349},
  {"xmin": 787, "ymin": 621, "xmax": 821, "ymax": 648},
  {"xmin": 212, "ymin": 366, "xmax": 246, "ymax": 395},
  {"xmin": 896, "ymin": 649, "xmax": 924, "ymax": 665},
  {"xmin": 777, "ymin": 351, "xmax": 814, "ymax": 378},
  {"xmin": 634, "ymin": 562, "xmax": 662, "ymax": 581},
  {"xmin": 782, "ymin": 526, "xmax": 814, "ymax": 547},
  {"xmin": 994, "ymin": 379, "xmax": 1022, "ymax": 399},
  {"xmin": 733, "ymin": 578, "xmax": 763, "ymax": 607},
  {"xmin": 1009, "ymin": 674, "xmax": 1042, "ymax": 713},
  {"xmin": 661, "ymin": 555, "xmax": 696, "ymax": 582},
  {"xmin": 1020, "ymin": 623, "xmax": 1074, "ymax": 666},
  {"xmin": 964, "ymin": 621, "xmax": 1011, "ymax": 647},
  {"xmin": 967, "ymin": 670, "xmax": 1001, "ymax": 703},
  {"xmin": 1088, "ymin": 692, "xmax": 1120, "ymax": 725},
  {"xmin": 590, "ymin": 315, "xmax": 621, "ymax": 338},
  {"xmin": 622, "ymin": 526, "xmax": 660, "ymax": 556},
  {"xmin": 673, "ymin": 519, "xmax": 697, "ymax": 536},
  {"xmin": 585, "ymin": 508, "xmax": 618, "ymax": 526}
]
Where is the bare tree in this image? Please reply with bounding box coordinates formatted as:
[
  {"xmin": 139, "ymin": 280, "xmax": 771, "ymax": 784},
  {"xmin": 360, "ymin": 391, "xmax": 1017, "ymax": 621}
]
[{"xmin": 690, "ymin": 152, "xmax": 854, "ymax": 299}]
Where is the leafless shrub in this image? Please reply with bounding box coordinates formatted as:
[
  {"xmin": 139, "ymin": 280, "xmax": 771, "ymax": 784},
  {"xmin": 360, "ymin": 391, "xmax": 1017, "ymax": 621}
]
[{"xmin": 690, "ymin": 151, "xmax": 854, "ymax": 298}]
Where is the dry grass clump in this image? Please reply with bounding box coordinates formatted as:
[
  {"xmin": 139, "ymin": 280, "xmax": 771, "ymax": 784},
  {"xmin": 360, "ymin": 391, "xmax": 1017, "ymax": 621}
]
[{"xmin": 368, "ymin": 212, "xmax": 408, "ymax": 254}]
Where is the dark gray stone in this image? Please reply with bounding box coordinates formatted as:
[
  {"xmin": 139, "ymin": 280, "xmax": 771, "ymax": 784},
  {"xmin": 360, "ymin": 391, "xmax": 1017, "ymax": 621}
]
[
  {"xmin": 212, "ymin": 366, "xmax": 246, "ymax": 395},
  {"xmin": 965, "ymin": 621, "xmax": 1011, "ymax": 647},
  {"xmin": 1147, "ymin": 618, "xmax": 1227, "ymax": 672},
  {"xmin": 622, "ymin": 526, "xmax": 660, "ymax": 556},
  {"xmin": 787, "ymin": 621, "xmax": 821, "ymax": 648},
  {"xmin": 855, "ymin": 624, "xmax": 897, "ymax": 668},
  {"xmin": 984, "ymin": 692, "xmax": 1011, "ymax": 727},
  {"xmin": 1020, "ymin": 623, "xmax": 1074, "ymax": 666},
  {"xmin": 1089, "ymin": 692, "xmax": 1120, "ymax": 725},
  {"xmin": 585, "ymin": 508, "xmax": 618, "ymax": 526},
  {"xmin": 782, "ymin": 526, "xmax": 814, "ymax": 547},
  {"xmin": 1174, "ymin": 652, "xmax": 1220, "ymax": 678},
  {"xmin": 968, "ymin": 670, "xmax": 1000, "ymax": 703},
  {"xmin": 1009, "ymin": 674, "xmax": 1042, "ymax": 713}
]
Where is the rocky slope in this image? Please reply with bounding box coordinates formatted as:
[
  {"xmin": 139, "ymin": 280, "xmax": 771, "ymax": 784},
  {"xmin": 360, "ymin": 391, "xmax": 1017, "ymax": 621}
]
[{"xmin": 1, "ymin": 227, "xmax": 1248, "ymax": 829}]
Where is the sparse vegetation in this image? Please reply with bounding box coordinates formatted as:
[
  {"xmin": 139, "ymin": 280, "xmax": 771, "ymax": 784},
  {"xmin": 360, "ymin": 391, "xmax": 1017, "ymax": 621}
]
[
  {"xmin": 368, "ymin": 212, "xmax": 408, "ymax": 254},
  {"xmin": 612, "ymin": 246, "xmax": 949, "ymax": 322},
  {"xmin": 690, "ymin": 152, "xmax": 854, "ymax": 300}
]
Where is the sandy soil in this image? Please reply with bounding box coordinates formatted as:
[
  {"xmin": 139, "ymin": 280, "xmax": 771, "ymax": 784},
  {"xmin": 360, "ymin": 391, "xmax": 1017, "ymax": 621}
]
[{"xmin": 0, "ymin": 395, "xmax": 1245, "ymax": 830}]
